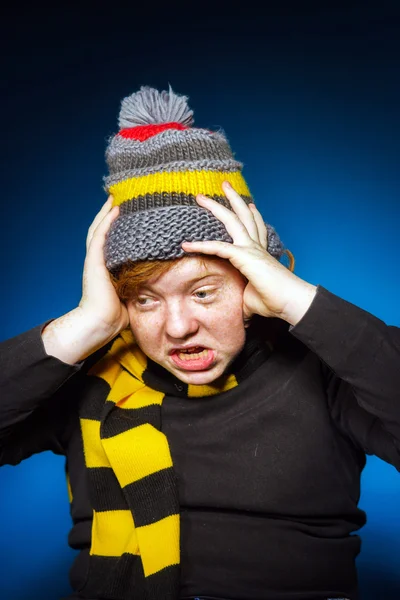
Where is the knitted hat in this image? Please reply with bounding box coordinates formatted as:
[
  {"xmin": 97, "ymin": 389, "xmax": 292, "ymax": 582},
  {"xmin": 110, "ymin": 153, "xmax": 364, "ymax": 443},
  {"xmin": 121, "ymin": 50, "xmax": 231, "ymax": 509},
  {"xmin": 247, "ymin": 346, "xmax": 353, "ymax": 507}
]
[{"xmin": 104, "ymin": 85, "xmax": 289, "ymax": 273}]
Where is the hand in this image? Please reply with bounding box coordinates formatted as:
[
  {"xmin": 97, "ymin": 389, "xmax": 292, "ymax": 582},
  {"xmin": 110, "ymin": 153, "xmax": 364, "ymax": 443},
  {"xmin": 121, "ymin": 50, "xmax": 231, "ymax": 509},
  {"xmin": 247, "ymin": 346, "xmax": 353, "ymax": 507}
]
[
  {"xmin": 79, "ymin": 196, "xmax": 129, "ymax": 335},
  {"xmin": 182, "ymin": 182, "xmax": 317, "ymax": 326},
  {"xmin": 42, "ymin": 197, "xmax": 129, "ymax": 364}
]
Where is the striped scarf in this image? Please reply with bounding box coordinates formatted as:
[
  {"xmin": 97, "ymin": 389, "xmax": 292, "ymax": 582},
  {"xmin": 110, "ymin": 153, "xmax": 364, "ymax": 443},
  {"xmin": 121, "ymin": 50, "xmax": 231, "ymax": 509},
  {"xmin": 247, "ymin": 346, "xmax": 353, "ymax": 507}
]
[{"xmin": 78, "ymin": 328, "xmax": 240, "ymax": 600}]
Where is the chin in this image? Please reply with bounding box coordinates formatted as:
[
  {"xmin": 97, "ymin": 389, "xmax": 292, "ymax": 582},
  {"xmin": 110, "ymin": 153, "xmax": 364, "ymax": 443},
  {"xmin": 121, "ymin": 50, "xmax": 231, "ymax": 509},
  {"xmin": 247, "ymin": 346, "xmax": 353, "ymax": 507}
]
[{"xmin": 170, "ymin": 364, "xmax": 227, "ymax": 386}]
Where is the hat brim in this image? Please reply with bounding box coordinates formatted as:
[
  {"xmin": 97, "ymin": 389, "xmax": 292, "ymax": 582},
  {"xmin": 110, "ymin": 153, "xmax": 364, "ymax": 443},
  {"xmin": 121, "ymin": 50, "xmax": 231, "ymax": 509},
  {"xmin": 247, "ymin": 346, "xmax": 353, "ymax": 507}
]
[
  {"xmin": 104, "ymin": 205, "xmax": 233, "ymax": 273},
  {"xmin": 105, "ymin": 205, "xmax": 286, "ymax": 273}
]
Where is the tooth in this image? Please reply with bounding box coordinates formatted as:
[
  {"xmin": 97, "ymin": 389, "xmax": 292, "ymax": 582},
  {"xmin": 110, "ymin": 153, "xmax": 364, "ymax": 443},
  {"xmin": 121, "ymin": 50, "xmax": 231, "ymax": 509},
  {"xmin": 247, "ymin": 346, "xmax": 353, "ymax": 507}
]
[{"xmin": 177, "ymin": 348, "xmax": 209, "ymax": 361}]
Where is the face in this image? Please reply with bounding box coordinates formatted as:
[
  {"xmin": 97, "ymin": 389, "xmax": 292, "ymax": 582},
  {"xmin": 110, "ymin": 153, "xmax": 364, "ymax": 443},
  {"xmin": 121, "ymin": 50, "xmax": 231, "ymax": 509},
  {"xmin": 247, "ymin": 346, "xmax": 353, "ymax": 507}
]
[{"xmin": 126, "ymin": 257, "xmax": 247, "ymax": 385}]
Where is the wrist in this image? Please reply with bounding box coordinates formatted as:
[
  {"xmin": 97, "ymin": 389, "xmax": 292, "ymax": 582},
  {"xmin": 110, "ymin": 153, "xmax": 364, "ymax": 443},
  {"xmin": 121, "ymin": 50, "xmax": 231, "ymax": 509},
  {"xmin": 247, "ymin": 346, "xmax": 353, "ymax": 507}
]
[
  {"xmin": 280, "ymin": 280, "xmax": 318, "ymax": 327},
  {"xmin": 42, "ymin": 307, "xmax": 119, "ymax": 365}
]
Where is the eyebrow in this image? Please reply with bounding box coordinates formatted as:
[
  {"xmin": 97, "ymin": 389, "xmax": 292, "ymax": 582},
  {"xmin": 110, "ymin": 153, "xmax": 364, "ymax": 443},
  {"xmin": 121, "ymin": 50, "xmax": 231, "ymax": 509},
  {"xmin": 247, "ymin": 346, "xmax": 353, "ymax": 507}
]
[
  {"xmin": 181, "ymin": 272, "xmax": 223, "ymax": 287},
  {"xmin": 140, "ymin": 271, "xmax": 223, "ymax": 292}
]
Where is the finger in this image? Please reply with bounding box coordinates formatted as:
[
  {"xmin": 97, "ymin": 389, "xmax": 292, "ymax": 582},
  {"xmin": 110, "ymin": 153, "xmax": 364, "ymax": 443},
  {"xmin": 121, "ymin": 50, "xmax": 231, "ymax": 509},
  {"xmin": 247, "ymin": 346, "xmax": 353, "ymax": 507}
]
[
  {"xmin": 222, "ymin": 181, "xmax": 260, "ymax": 243},
  {"xmin": 249, "ymin": 203, "xmax": 268, "ymax": 249},
  {"xmin": 182, "ymin": 239, "xmax": 239, "ymax": 261},
  {"xmin": 86, "ymin": 205, "xmax": 120, "ymax": 267},
  {"xmin": 195, "ymin": 194, "xmax": 253, "ymax": 246},
  {"xmin": 86, "ymin": 196, "xmax": 114, "ymax": 250},
  {"xmin": 86, "ymin": 195, "xmax": 113, "ymax": 248}
]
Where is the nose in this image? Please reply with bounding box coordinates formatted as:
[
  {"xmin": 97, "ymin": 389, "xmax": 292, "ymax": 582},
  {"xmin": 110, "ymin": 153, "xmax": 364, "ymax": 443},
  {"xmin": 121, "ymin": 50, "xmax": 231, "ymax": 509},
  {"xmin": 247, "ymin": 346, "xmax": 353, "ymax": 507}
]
[{"xmin": 164, "ymin": 300, "xmax": 199, "ymax": 340}]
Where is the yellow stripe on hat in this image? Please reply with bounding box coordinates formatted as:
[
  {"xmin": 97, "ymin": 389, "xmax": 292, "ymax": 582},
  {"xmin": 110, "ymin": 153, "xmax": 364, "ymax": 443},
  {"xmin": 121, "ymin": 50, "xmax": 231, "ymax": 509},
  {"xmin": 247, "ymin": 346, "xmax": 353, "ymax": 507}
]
[
  {"xmin": 136, "ymin": 514, "xmax": 180, "ymax": 576},
  {"xmin": 109, "ymin": 169, "xmax": 251, "ymax": 206},
  {"xmin": 90, "ymin": 509, "xmax": 140, "ymax": 556}
]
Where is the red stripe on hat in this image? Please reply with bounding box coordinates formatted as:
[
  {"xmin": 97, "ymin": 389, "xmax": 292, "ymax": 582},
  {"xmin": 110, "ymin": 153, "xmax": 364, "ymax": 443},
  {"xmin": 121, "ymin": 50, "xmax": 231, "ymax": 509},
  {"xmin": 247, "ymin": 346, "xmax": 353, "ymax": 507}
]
[{"xmin": 118, "ymin": 122, "xmax": 188, "ymax": 141}]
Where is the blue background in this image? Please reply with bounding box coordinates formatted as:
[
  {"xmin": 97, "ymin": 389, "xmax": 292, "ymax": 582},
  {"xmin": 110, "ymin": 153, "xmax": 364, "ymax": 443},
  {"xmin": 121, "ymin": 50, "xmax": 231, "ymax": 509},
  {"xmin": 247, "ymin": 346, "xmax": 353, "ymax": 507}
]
[{"xmin": 0, "ymin": 2, "xmax": 399, "ymax": 599}]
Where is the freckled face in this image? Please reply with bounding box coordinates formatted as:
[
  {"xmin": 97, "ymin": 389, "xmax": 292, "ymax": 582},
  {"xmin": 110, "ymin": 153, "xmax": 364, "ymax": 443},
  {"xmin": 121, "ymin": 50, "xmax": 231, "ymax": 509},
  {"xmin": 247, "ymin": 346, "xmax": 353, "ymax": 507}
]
[{"xmin": 126, "ymin": 257, "xmax": 247, "ymax": 385}]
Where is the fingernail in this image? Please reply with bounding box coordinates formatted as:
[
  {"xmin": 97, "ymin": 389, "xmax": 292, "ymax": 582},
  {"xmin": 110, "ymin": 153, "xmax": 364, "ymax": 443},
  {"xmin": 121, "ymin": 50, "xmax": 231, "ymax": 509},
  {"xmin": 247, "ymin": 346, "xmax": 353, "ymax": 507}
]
[
  {"xmin": 224, "ymin": 181, "xmax": 232, "ymax": 189},
  {"xmin": 197, "ymin": 193, "xmax": 208, "ymax": 200},
  {"xmin": 182, "ymin": 242, "xmax": 194, "ymax": 250}
]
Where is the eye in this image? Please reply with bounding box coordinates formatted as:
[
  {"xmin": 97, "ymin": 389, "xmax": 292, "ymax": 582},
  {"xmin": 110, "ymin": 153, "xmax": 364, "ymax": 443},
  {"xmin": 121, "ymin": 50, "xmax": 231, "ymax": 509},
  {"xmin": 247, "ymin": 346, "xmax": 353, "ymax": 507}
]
[
  {"xmin": 136, "ymin": 297, "xmax": 153, "ymax": 306},
  {"xmin": 193, "ymin": 288, "xmax": 215, "ymax": 301}
]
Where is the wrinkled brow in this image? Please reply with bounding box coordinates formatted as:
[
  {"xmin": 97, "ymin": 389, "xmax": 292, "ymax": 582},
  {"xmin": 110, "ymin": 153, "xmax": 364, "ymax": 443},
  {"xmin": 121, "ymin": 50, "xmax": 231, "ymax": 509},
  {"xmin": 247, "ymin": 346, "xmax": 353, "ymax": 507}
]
[{"xmin": 140, "ymin": 271, "xmax": 224, "ymax": 293}]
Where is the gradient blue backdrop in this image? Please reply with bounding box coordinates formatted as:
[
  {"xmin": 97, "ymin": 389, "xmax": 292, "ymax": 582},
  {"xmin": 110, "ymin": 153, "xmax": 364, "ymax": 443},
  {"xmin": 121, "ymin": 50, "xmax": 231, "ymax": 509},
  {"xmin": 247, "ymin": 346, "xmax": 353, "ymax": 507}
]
[{"xmin": 0, "ymin": 3, "xmax": 399, "ymax": 599}]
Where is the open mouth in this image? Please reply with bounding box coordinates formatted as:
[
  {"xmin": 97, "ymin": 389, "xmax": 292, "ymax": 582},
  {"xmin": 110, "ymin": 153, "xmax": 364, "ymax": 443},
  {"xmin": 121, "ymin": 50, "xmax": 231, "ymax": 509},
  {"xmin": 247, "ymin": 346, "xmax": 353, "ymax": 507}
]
[
  {"xmin": 170, "ymin": 346, "xmax": 215, "ymax": 371},
  {"xmin": 176, "ymin": 347, "xmax": 209, "ymax": 360}
]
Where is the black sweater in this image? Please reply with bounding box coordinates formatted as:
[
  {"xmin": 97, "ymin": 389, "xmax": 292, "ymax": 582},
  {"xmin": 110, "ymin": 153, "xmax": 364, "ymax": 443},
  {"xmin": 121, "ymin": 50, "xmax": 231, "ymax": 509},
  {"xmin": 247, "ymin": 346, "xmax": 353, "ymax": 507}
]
[{"xmin": 0, "ymin": 285, "xmax": 400, "ymax": 600}]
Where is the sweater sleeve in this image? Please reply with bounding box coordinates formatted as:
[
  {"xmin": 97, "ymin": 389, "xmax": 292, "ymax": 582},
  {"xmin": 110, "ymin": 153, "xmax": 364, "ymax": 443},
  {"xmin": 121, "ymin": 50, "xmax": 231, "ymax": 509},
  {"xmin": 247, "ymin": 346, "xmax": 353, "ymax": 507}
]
[
  {"xmin": 0, "ymin": 323, "xmax": 84, "ymax": 465},
  {"xmin": 289, "ymin": 285, "xmax": 400, "ymax": 471}
]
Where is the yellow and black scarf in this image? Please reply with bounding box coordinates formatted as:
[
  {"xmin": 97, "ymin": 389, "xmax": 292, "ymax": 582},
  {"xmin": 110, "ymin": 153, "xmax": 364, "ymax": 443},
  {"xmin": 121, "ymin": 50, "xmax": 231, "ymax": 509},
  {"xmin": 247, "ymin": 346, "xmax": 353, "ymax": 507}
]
[{"xmin": 77, "ymin": 328, "xmax": 253, "ymax": 600}]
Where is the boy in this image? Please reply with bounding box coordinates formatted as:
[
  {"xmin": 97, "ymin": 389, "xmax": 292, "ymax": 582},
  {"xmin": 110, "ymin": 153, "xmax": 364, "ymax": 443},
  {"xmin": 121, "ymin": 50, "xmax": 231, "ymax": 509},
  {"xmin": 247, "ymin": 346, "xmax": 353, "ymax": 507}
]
[{"xmin": 1, "ymin": 85, "xmax": 399, "ymax": 600}]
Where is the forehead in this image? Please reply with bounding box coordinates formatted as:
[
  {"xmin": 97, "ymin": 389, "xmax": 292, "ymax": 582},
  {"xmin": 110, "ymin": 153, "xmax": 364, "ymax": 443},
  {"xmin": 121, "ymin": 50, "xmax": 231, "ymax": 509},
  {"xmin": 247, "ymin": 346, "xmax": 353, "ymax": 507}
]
[{"xmin": 144, "ymin": 256, "xmax": 235, "ymax": 290}]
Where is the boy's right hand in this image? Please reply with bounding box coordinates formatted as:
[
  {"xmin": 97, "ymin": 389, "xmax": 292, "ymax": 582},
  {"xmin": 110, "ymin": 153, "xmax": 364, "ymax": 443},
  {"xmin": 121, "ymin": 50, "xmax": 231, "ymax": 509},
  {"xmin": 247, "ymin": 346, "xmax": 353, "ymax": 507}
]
[
  {"xmin": 79, "ymin": 196, "xmax": 129, "ymax": 334},
  {"xmin": 42, "ymin": 197, "xmax": 130, "ymax": 365}
]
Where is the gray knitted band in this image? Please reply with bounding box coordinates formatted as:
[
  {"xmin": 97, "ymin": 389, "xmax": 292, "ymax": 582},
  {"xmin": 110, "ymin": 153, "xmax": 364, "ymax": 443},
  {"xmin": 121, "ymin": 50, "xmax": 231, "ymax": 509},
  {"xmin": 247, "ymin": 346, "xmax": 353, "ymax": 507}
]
[
  {"xmin": 118, "ymin": 193, "xmax": 253, "ymax": 214},
  {"xmin": 105, "ymin": 206, "xmax": 285, "ymax": 273},
  {"xmin": 104, "ymin": 158, "xmax": 243, "ymax": 189},
  {"xmin": 105, "ymin": 128, "xmax": 238, "ymax": 182}
]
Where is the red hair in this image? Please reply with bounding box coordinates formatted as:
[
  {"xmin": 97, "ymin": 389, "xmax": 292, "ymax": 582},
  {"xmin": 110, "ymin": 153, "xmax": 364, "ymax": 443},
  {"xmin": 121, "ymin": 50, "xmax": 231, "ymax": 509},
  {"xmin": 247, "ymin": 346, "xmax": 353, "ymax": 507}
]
[
  {"xmin": 111, "ymin": 259, "xmax": 181, "ymax": 302},
  {"xmin": 111, "ymin": 250, "xmax": 295, "ymax": 302}
]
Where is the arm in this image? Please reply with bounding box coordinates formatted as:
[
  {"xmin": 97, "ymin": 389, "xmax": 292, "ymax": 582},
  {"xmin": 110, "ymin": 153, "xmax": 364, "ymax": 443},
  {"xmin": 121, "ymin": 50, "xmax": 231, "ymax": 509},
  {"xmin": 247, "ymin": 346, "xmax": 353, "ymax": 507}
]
[
  {"xmin": 288, "ymin": 285, "xmax": 400, "ymax": 470},
  {"xmin": 0, "ymin": 322, "xmax": 82, "ymax": 436},
  {"xmin": 0, "ymin": 197, "xmax": 129, "ymax": 464},
  {"xmin": 0, "ymin": 322, "xmax": 84, "ymax": 465},
  {"xmin": 41, "ymin": 197, "xmax": 128, "ymax": 365},
  {"xmin": 182, "ymin": 184, "xmax": 400, "ymax": 469}
]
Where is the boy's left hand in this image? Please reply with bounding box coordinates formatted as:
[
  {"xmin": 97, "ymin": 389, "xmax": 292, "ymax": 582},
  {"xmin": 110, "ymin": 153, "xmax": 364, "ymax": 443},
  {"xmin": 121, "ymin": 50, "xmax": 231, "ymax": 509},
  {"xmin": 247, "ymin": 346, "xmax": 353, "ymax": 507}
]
[{"xmin": 181, "ymin": 181, "xmax": 317, "ymax": 326}]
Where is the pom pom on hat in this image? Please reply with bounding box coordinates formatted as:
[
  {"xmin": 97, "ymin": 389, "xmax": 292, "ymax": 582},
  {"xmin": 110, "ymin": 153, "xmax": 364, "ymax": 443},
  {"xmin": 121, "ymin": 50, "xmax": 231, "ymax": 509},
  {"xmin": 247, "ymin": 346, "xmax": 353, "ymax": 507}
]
[{"xmin": 118, "ymin": 84, "xmax": 195, "ymax": 129}]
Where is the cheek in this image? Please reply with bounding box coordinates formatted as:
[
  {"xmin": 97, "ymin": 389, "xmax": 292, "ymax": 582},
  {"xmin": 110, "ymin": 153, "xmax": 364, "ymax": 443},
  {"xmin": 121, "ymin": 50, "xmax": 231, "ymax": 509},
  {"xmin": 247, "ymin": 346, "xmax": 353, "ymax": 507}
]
[
  {"xmin": 217, "ymin": 308, "xmax": 246, "ymax": 340},
  {"xmin": 127, "ymin": 310, "xmax": 162, "ymax": 351},
  {"xmin": 207, "ymin": 287, "xmax": 246, "ymax": 345}
]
